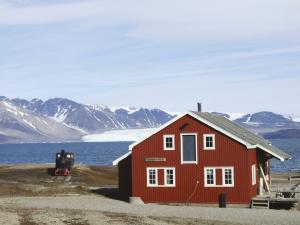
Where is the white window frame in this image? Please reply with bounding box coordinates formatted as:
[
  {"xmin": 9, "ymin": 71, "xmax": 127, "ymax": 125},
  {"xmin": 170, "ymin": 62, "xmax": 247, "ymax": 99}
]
[
  {"xmin": 146, "ymin": 168, "xmax": 158, "ymax": 187},
  {"xmin": 222, "ymin": 167, "xmax": 234, "ymax": 187},
  {"xmin": 204, "ymin": 166, "xmax": 235, "ymax": 187},
  {"xmin": 204, "ymin": 167, "xmax": 216, "ymax": 187},
  {"xmin": 252, "ymin": 164, "xmax": 256, "ymax": 185},
  {"xmin": 146, "ymin": 167, "xmax": 176, "ymax": 187},
  {"xmin": 163, "ymin": 134, "xmax": 175, "ymax": 150},
  {"xmin": 180, "ymin": 133, "xmax": 198, "ymax": 164},
  {"xmin": 164, "ymin": 168, "xmax": 176, "ymax": 187},
  {"xmin": 203, "ymin": 134, "xmax": 215, "ymax": 150}
]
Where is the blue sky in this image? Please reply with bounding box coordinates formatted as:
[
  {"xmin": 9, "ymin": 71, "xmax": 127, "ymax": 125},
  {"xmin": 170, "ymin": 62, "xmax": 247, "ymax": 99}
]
[{"xmin": 0, "ymin": 0, "xmax": 300, "ymax": 115}]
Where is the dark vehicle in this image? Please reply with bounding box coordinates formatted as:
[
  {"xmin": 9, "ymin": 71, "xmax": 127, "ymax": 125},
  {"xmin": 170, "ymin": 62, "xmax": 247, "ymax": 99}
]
[{"xmin": 54, "ymin": 149, "xmax": 74, "ymax": 176}]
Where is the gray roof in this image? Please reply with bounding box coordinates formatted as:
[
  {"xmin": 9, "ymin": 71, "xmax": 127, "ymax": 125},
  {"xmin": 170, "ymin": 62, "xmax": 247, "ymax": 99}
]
[{"xmin": 191, "ymin": 111, "xmax": 291, "ymax": 161}]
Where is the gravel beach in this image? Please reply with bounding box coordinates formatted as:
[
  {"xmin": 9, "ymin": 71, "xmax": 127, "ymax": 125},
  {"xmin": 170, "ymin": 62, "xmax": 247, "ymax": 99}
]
[{"xmin": 0, "ymin": 196, "xmax": 299, "ymax": 225}]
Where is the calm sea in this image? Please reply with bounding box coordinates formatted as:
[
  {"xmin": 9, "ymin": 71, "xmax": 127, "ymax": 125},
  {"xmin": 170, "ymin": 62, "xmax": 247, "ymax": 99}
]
[
  {"xmin": 270, "ymin": 139, "xmax": 300, "ymax": 172},
  {"xmin": 0, "ymin": 139, "xmax": 298, "ymax": 172},
  {"xmin": 0, "ymin": 142, "xmax": 132, "ymax": 166}
]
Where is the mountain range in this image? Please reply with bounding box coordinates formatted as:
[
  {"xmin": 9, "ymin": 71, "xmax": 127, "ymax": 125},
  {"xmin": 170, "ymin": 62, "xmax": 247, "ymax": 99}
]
[
  {"xmin": 0, "ymin": 96, "xmax": 299, "ymax": 143},
  {"xmin": 0, "ymin": 96, "xmax": 174, "ymax": 143},
  {"xmin": 211, "ymin": 111, "xmax": 300, "ymax": 134}
]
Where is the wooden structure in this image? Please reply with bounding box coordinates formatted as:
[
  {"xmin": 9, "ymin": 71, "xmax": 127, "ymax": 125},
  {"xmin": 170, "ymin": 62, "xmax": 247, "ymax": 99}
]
[
  {"xmin": 114, "ymin": 111, "xmax": 291, "ymax": 205},
  {"xmin": 252, "ymin": 196, "xmax": 299, "ymax": 209}
]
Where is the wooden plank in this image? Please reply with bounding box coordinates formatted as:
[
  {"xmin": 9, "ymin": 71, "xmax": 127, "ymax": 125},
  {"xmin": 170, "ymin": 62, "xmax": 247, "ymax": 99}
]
[
  {"xmin": 259, "ymin": 163, "xmax": 271, "ymax": 195},
  {"xmin": 251, "ymin": 199, "xmax": 269, "ymax": 209}
]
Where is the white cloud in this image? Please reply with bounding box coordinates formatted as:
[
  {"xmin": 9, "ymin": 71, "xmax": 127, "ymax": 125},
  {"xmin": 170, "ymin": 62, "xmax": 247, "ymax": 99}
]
[{"xmin": 0, "ymin": 0, "xmax": 299, "ymax": 42}]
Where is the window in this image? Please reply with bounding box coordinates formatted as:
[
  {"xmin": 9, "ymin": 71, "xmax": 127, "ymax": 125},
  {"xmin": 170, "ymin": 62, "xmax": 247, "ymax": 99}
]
[
  {"xmin": 181, "ymin": 133, "xmax": 198, "ymax": 164},
  {"xmin": 204, "ymin": 167, "xmax": 234, "ymax": 187},
  {"xmin": 203, "ymin": 134, "xmax": 215, "ymax": 150},
  {"xmin": 165, "ymin": 168, "xmax": 175, "ymax": 186},
  {"xmin": 252, "ymin": 164, "xmax": 256, "ymax": 185},
  {"xmin": 146, "ymin": 167, "xmax": 175, "ymax": 187},
  {"xmin": 164, "ymin": 135, "xmax": 175, "ymax": 150},
  {"xmin": 222, "ymin": 167, "xmax": 234, "ymax": 186},
  {"xmin": 147, "ymin": 168, "xmax": 158, "ymax": 186},
  {"xmin": 204, "ymin": 168, "xmax": 216, "ymax": 186}
]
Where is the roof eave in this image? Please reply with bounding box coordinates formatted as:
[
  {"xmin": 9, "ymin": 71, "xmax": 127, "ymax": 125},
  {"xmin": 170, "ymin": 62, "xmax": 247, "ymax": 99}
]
[
  {"xmin": 112, "ymin": 151, "xmax": 132, "ymax": 165},
  {"xmin": 247, "ymin": 144, "xmax": 291, "ymax": 161}
]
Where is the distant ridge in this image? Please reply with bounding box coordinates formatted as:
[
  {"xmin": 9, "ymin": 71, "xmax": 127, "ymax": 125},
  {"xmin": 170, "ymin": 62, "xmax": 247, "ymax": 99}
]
[
  {"xmin": 11, "ymin": 97, "xmax": 174, "ymax": 132},
  {"xmin": 212, "ymin": 111, "xmax": 300, "ymax": 135},
  {"xmin": 1, "ymin": 96, "xmax": 300, "ymax": 143},
  {"xmin": 0, "ymin": 96, "xmax": 175, "ymax": 143}
]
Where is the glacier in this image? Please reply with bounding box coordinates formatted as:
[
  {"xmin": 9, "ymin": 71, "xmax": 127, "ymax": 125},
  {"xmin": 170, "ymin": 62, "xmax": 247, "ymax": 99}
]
[{"xmin": 82, "ymin": 128, "xmax": 157, "ymax": 142}]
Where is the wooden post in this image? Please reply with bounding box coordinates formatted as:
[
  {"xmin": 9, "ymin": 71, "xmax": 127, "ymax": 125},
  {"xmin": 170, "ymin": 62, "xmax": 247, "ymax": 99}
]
[
  {"xmin": 259, "ymin": 178, "xmax": 264, "ymax": 196},
  {"xmin": 259, "ymin": 163, "xmax": 271, "ymax": 195}
]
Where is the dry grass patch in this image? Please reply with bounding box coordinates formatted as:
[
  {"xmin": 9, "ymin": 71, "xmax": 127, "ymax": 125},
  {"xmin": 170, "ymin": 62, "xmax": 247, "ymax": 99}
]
[{"xmin": 0, "ymin": 165, "xmax": 117, "ymax": 197}]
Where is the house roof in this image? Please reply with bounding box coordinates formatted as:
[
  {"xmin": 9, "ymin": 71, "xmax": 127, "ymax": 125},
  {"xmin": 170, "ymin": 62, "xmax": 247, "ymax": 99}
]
[
  {"xmin": 190, "ymin": 111, "xmax": 291, "ymax": 161},
  {"xmin": 113, "ymin": 111, "xmax": 291, "ymax": 165}
]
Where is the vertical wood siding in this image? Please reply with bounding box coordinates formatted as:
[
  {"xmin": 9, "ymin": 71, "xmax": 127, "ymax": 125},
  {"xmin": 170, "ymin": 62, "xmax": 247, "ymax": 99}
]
[
  {"xmin": 128, "ymin": 114, "xmax": 263, "ymax": 204},
  {"xmin": 118, "ymin": 155, "xmax": 132, "ymax": 201}
]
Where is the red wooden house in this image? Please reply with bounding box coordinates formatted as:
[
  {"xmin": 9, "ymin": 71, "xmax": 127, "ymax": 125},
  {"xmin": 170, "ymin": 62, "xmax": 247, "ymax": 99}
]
[{"xmin": 113, "ymin": 110, "xmax": 291, "ymax": 206}]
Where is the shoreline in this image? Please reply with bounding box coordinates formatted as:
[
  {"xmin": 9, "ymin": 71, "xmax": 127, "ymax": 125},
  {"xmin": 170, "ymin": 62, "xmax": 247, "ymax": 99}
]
[{"xmin": 0, "ymin": 163, "xmax": 297, "ymax": 173}]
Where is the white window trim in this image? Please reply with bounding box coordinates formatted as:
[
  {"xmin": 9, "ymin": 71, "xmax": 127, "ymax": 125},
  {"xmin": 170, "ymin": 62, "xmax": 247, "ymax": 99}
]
[
  {"xmin": 146, "ymin": 168, "xmax": 158, "ymax": 187},
  {"xmin": 222, "ymin": 167, "xmax": 234, "ymax": 187},
  {"xmin": 204, "ymin": 167, "xmax": 216, "ymax": 187},
  {"xmin": 146, "ymin": 167, "xmax": 176, "ymax": 187},
  {"xmin": 204, "ymin": 166, "xmax": 235, "ymax": 187},
  {"xmin": 203, "ymin": 134, "xmax": 215, "ymax": 150},
  {"xmin": 164, "ymin": 168, "xmax": 176, "ymax": 187},
  {"xmin": 180, "ymin": 133, "xmax": 198, "ymax": 164},
  {"xmin": 163, "ymin": 134, "xmax": 175, "ymax": 150},
  {"xmin": 252, "ymin": 164, "xmax": 256, "ymax": 185}
]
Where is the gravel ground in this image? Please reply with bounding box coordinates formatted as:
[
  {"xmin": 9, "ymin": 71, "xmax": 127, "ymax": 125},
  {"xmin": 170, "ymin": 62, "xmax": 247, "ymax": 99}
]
[{"xmin": 0, "ymin": 196, "xmax": 299, "ymax": 225}]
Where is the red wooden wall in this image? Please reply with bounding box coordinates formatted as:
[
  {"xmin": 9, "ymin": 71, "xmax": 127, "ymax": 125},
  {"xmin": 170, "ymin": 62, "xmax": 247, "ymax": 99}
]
[{"xmin": 127, "ymin": 114, "xmax": 260, "ymax": 204}]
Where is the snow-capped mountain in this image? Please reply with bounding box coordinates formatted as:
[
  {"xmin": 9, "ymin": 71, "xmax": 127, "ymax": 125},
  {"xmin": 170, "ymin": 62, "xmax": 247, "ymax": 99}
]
[
  {"xmin": 11, "ymin": 98, "xmax": 174, "ymax": 133},
  {"xmin": 234, "ymin": 112, "xmax": 294, "ymax": 125},
  {"xmin": 212, "ymin": 111, "xmax": 300, "ymax": 133},
  {"xmin": 0, "ymin": 97, "xmax": 83, "ymax": 143}
]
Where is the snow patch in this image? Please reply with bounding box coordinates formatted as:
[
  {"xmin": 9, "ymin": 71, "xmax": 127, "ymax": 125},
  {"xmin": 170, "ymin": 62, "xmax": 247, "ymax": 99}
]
[
  {"xmin": 52, "ymin": 107, "xmax": 68, "ymax": 122},
  {"xmin": 282, "ymin": 114, "xmax": 293, "ymax": 121},
  {"xmin": 3, "ymin": 101, "xmax": 25, "ymax": 116},
  {"xmin": 88, "ymin": 104, "xmax": 108, "ymax": 112},
  {"xmin": 82, "ymin": 128, "xmax": 156, "ymax": 142},
  {"xmin": 126, "ymin": 107, "xmax": 141, "ymax": 114},
  {"xmin": 92, "ymin": 104, "xmax": 142, "ymax": 114},
  {"xmin": 225, "ymin": 112, "xmax": 247, "ymax": 121},
  {"xmin": 283, "ymin": 113, "xmax": 300, "ymax": 122},
  {"xmin": 22, "ymin": 119, "xmax": 38, "ymax": 131},
  {"xmin": 245, "ymin": 114, "xmax": 252, "ymax": 123},
  {"xmin": 106, "ymin": 106, "xmax": 141, "ymax": 114},
  {"xmin": 293, "ymin": 117, "xmax": 300, "ymax": 122},
  {"xmin": 244, "ymin": 122, "xmax": 261, "ymax": 126}
]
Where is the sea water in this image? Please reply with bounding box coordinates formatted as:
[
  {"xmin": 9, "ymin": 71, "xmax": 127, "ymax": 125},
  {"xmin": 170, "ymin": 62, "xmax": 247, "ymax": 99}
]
[
  {"xmin": 0, "ymin": 142, "xmax": 132, "ymax": 166},
  {"xmin": 0, "ymin": 139, "xmax": 298, "ymax": 172}
]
